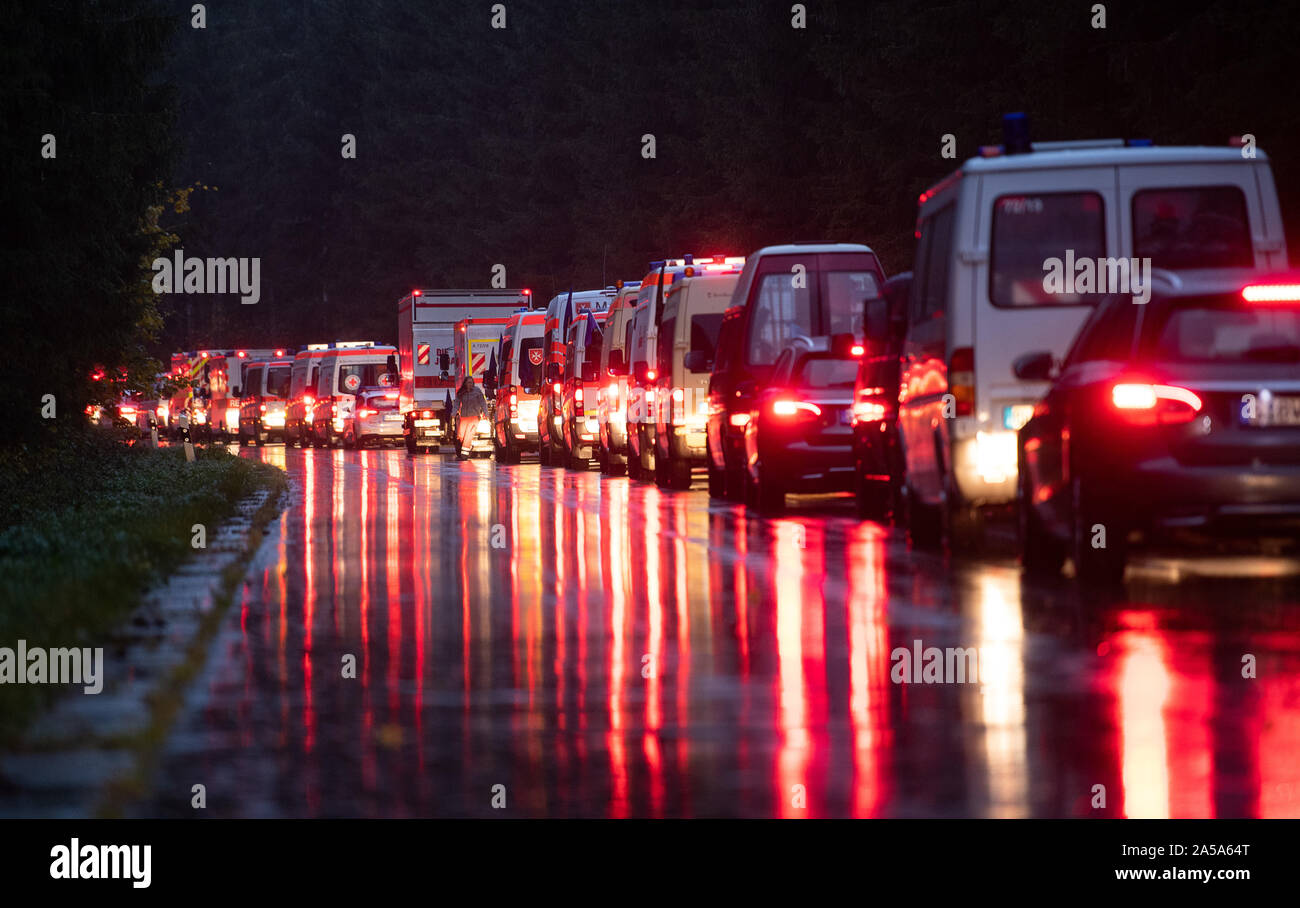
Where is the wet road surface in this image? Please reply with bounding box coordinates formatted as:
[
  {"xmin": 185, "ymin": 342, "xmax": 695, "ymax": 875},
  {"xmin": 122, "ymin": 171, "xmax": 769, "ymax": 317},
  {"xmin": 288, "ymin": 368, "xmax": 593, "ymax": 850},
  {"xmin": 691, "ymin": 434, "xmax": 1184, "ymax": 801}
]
[{"xmin": 133, "ymin": 445, "xmax": 1300, "ymax": 817}]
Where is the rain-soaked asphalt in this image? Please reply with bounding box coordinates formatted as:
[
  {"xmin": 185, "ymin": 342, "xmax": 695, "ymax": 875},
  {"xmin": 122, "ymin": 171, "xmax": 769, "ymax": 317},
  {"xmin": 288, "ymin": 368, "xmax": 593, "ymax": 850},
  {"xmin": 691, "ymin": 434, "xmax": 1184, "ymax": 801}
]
[{"xmin": 132, "ymin": 444, "xmax": 1300, "ymax": 818}]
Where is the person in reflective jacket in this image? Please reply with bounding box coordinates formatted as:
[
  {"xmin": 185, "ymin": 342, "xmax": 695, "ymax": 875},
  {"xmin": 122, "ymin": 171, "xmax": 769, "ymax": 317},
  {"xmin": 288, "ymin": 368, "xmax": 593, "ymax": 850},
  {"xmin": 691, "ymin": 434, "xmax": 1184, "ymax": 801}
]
[{"xmin": 454, "ymin": 376, "xmax": 489, "ymax": 460}]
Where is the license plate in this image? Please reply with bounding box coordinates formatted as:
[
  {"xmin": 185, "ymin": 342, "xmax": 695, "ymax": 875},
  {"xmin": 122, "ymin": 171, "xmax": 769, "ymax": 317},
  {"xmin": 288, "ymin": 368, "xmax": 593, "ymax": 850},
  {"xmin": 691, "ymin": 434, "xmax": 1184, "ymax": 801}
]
[
  {"xmin": 384, "ymin": 413, "xmax": 402, "ymax": 421},
  {"xmin": 414, "ymin": 419, "xmax": 437, "ymax": 427},
  {"xmin": 1244, "ymin": 394, "xmax": 1300, "ymax": 427}
]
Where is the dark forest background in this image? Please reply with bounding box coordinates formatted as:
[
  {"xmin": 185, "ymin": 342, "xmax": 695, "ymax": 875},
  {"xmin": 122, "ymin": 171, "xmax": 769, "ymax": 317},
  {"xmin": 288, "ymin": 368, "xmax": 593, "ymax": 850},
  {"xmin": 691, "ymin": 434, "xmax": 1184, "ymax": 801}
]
[{"xmin": 4, "ymin": 0, "xmax": 1299, "ymax": 437}]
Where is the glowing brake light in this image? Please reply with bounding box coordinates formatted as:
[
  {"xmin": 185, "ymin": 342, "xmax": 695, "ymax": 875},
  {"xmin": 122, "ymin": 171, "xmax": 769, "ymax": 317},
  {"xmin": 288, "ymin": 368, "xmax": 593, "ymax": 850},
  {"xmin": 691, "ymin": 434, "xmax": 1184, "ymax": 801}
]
[
  {"xmin": 1111, "ymin": 382, "xmax": 1202, "ymax": 425},
  {"xmin": 1242, "ymin": 283, "xmax": 1300, "ymax": 303},
  {"xmin": 357, "ymin": 408, "xmax": 376, "ymax": 418},
  {"xmin": 850, "ymin": 344, "xmax": 865, "ymax": 357},
  {"xmin": 729, "ymin": 413, "xmax": 750, "ymax": 428},
  {"xmin": 303, "ymin": 395, "xmax": 314, "ymax": 406},
  {"xmin": 646, "ymin": 369, "xmax": 656, "ymax": 381},
  {"xmin": 422, "ymin": 409, "xmax": 434, "ymax": 419},
  {"xmin": 772, "ymin": 399, "xmax": 821, "ymax": 418}
]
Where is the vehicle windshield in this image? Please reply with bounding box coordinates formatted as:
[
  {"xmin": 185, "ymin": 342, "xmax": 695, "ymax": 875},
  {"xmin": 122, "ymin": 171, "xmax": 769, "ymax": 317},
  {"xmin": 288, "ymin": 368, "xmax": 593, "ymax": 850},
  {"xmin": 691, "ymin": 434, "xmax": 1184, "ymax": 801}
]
[
  {"xmin": 1141, "ymin": 300, "xmax": 1300, "ymax": 363},
  {"xmin": 690, "ymin": 313, "xmax": 725, "ymax": 359},
  {"xmin": 265, "ymin": 365, "xmax": 291, "ymax": 398},
  {"xmin": 517, "ymin": 336, "xmax": 544, "ymax": 391},
  {"xmin": 796, "ymin": 356, "xmax": 859, "ymax": 389},
  {"xmin": 338, "ymin": 362, "xmax": 393, "ymax": 393},
  {"xmin": 991, "ymin": 192, "xmax": 1106, "ymax": 307},
  {"xmin": 363, "ymin": 392, "xmax": 399, "ymax": 410},
  {"xmin": 1133, "ymin": 186, "xmax": 1253, "ymax": 270},
  {"xmin": 824, "ymin": 271, "xmax": 881, "ymax": 335}
]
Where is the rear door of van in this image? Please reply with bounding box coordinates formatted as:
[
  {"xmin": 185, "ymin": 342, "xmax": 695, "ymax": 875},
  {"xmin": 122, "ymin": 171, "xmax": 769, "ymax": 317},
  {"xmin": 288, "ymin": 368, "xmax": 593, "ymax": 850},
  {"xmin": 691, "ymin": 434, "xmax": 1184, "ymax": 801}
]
[{"xmin": 1116, "ymin": 158, "xmax": 1287, "ymax": 275}]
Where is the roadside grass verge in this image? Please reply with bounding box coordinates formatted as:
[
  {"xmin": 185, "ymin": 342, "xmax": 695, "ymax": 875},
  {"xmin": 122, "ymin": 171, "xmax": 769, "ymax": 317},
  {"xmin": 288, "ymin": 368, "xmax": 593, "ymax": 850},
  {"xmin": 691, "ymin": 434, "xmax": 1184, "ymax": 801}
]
[{"xmin": 0, "ymin": 429, "xmax": 286, "ymax": 741}]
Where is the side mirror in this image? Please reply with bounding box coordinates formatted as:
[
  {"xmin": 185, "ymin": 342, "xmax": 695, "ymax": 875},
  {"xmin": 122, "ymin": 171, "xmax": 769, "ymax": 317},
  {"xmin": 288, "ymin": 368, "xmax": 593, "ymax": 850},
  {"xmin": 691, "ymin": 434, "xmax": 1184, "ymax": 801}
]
[
  {"xmin": 608, "ymin": 349, "xmax": 626, "ymax": 375},
  {"xmin": 683, "ymin": 351, "xmax": 710, "ymax": 373},
  {"xmin": 386, "ymin": 354, "xmax": 399, "ymax": 375},
  {"xmin": 1013, "ymin": 350, "xmax": 1056, "ymax": 381},
  {"xmin": 439, "ymin": 352, "xmax": 451, "ymax": 372}
]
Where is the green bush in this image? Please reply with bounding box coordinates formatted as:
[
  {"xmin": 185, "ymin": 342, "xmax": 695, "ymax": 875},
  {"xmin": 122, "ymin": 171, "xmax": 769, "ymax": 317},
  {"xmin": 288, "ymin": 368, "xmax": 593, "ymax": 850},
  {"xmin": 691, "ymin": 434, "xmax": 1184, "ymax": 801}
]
[{"xmin": 0, "ymin": 430, "xmax": 284, "ymax": 738}]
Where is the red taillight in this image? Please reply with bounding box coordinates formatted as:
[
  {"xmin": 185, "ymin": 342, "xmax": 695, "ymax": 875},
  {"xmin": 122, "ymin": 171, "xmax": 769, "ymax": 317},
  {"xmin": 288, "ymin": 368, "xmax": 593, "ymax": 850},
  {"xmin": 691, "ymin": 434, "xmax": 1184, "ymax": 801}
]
[
  {"xmin": 949, "ymin": 347, "xmax": 974, "ymax": 417},
  {"xmin": 412, "ymin": 289, "xmax": 422, "ymax": 297},
  {"xmin": 421, "ymin": 409, "xmax": 434, "ymax": 419},
  {"xmin": 508, "ymin": 388, "xmax": 518, "ymax": 415},
  {"xmin": 357, "ymin": 408, "xmax": 375, "ymax": 418},
  {"xmin": 303, "ymin": 394, "xmax": 314, "ymax": 406},
  {"xmin": 772, "ymin": 399, "xmax": 821, "ymax": 418},
  {"xmin": 575, "ymin": 387, "xmax": 584, "ymax": 403},
  {"xmin": 1242, "ymin": 283, "xmax": 1300, "ymax": 303},
  {"xmin": 1111, "ymin": 382, "xmax": 1203, "ymax": 426},
  {"xmin": 552, "ymin": 382, "xmax": 561, "ymax": 394},
  {"xmin": 259, "ymin": 403, "xmax": 267, "ymax": 413},
  {"xmin": 575, "ymin": 385, "xmax": 584, "ymax": 416}
]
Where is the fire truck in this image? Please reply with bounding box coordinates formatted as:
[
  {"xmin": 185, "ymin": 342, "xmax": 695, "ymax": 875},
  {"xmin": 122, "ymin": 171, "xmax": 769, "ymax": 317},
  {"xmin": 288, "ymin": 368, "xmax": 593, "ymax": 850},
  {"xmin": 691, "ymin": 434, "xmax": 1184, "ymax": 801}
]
[{"xmin": 397, "ymin": 288, "xmax": 532, "ymax": 454}]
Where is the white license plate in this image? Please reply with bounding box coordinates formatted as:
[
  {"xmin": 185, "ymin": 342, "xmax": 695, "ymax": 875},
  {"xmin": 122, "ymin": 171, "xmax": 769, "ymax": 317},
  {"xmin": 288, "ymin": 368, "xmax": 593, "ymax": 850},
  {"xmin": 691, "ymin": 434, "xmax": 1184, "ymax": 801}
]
[
  {"xmin": 384, "ymin": 413, "xmax": 403, "ymax": 421},
  {"xmin": 1244, "ymin": 394, "xmax": 1300, "ymax": 427},
  {"xmin": 414, "ymin": 419, "xmax": 438, "ymax": 427}
]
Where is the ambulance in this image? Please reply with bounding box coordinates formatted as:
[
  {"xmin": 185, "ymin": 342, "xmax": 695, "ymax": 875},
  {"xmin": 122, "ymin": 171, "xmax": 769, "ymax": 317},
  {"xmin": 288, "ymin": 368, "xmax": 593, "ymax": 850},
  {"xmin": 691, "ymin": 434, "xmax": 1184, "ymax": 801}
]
[
  {"xmin": 538, "ymin": 288, "xmax": 617, "ymax": 465},
  {"xmin": 397, "ymin": 288, "xmax": 532, "ymax": 454},
  {"xmin": 490, "ymin": 309, "xmax": 546, "ymax": 462}
]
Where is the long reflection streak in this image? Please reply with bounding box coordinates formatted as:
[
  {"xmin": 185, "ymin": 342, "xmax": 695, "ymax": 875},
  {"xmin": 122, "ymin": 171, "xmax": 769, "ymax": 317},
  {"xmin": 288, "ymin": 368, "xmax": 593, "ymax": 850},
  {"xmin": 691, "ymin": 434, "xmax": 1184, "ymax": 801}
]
[
  {"xmin": 1118, "ymin": 618, "xmax": 1172, "ymax": 819},
  {"xmin": 775, "ymin": 522, "xmax": 810, "ymax": 818}
]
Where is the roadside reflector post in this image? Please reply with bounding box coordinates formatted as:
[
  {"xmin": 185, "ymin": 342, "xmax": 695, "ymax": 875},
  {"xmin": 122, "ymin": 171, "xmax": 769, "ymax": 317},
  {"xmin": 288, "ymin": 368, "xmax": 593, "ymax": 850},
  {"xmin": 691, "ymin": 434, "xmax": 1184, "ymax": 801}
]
[
  {"xmin": 150, "ymin": 425, "xmax": 160, "ymax": 449},
  {"xmin": 184, "ymin": 440, "xmax": 196, "ymax": 462}
]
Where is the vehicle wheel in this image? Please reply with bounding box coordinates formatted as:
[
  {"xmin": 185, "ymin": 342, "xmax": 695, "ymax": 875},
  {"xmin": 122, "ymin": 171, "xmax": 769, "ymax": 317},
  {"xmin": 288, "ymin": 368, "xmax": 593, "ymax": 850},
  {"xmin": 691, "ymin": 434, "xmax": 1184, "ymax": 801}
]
[
  {"xmin": 906, "ymin": 484, "xmax": 943, "ymax": 549},
  {"xmin": 855, "ymin": 468, "xmax": 890, "ymax": 522},
  {"xmin": 707, "ymin": 459, "xmax": 726, "ymax": 499},
  {"xmin": 723, "ymin": 456, "xmax": 745, "ymax": 502},
  {"xmin": 1019, "ymin": 468, "xmax": 1065, "ymax": 578},
  {"xmin": 748, "ymin": 456, "xmax": 784, "ymax": 514},
  {"xmin": 654, "ymin": 449, "xmax": 671, "ymax": 488},
  {"xmin": 1071, "ymin": 476, "xmax": 1126, "ymax": 587},
  {"xmin": 942, "ymin": 477, "xmax": 983, "ymax": 555},
  {"xmin": 668, "ymin": 456, "xmax": 692, "ymax": 491}
]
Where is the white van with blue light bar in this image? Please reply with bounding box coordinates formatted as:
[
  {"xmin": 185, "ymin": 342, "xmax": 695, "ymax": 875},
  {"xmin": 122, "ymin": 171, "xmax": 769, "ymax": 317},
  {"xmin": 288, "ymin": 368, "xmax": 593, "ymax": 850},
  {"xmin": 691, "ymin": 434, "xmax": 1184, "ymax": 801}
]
[{"xmin": 898, "ymin": 113, "xmax": 1289, "ymax": 550}]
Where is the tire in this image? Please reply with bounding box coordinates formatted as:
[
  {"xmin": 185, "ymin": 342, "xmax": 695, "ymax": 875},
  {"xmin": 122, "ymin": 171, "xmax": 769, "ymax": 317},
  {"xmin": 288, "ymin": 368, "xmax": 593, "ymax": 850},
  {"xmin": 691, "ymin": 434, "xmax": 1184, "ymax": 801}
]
[
  {"xmin": 855, "ymin": 468, "xmax": 890, "ymax": 522},
  {"xmin": 942, "ymin": 477, "xmax": 983, "ymax": 555},
  {"xmin": 707, "ymin": 458, "xmax": 726, "ymax": 499},
  {"xmin": 1019, "ymin": 467, "xmax": 1065, "ymax": 578},
  {"xmin": 748, "ymin": 456, "xmax": 784, "ymax": 514},
  {"xmin": 1071, "ymin": 475, "xmax": 1126, "ymax": 587},
  {"xmin": 906, "ymin": 484, "xmax": 943, "ymax": 549}
]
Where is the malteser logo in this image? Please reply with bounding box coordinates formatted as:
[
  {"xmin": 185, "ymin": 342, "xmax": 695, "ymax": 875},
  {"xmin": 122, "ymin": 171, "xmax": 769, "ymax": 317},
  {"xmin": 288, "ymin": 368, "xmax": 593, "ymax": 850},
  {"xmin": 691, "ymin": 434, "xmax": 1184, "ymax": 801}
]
[
  {"xmin": 0, "ymin": 641, "xmax": 103, "ymax": 694},
  {"xmin": 50, "ymin": 839, "xmax": 151, "ymax": 889}
]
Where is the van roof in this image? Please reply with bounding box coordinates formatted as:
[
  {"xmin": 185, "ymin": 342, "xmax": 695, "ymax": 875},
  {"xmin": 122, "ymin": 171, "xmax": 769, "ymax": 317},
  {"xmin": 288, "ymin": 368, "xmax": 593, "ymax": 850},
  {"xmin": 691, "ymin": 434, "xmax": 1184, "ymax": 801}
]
[
  {"xmin": 961, "ymin": 144, "xmax": 1268, "ymax": 175},
  {"xmin": 748, "ymin": 242, "xmax": 876, "ymax": 257}
]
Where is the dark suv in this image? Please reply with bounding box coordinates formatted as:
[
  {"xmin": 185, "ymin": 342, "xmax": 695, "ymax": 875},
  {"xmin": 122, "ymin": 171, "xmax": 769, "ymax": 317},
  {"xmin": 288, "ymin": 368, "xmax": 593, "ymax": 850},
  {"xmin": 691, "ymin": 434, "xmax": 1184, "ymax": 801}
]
[
  {"xmin": 852, "ymin": 272, "xmax": 911, "ymax": 520},
  {"xmin": 705, "ymin": 243, "xmax": 886, "ymax": 500}
]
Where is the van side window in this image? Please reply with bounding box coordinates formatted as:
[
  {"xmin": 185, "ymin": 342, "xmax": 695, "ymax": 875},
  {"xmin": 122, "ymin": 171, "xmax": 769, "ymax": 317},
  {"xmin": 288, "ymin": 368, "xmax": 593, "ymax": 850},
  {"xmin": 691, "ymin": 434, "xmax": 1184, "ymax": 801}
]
[
  {"xmin": 911, "ymin": 218, "xmax": 935, "ymax": 324},
  {"xmin": 714, "ymin": 318, "xmax": 737, "ymax": 374},
  {"xmin": 991, "ymin": 191, "xmax": 1105, "ymax": 307},
  {"xmin": 920, "ymin": 205, "xmax": 954, "ymax": 319},
  {"xmin": 658, "ymin": 316, "xmax": 675, "ymax": 376},
  {"xmin": 1132, "ymin": 186, "xmax": 1252, "ymax": 270},
  {"xmin": 747, "ymin": 273, "xmax": 814, "ymax": 366}
]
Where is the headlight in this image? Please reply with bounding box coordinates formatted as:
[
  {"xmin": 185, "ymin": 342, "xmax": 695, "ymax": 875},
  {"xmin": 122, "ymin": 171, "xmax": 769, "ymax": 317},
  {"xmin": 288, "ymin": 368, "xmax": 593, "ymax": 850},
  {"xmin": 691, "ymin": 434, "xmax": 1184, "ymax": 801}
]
[
  {"xmin": 477, "ymin": 419, "xmax": 490, "ymax": 433},
  {"xmin": 265, "ymin": 412, "xmax": 285, "ymax": 427},
  {"xmin": 584, "ymin": 418, "xmax": 599, "ymax": 434},
  {"xmin": 974, "ymin": 431, "xmax": 1017, "ymax": 485}
]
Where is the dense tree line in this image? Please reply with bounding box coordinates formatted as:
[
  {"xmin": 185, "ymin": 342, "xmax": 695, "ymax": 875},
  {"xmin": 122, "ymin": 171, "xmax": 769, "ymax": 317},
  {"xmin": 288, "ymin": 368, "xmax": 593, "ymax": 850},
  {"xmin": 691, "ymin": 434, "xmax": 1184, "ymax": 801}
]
[
  {"xmin": 3, "ymin": 0, "xmax": 176, "ymax": 441},
  {"xmin": 5, "ymin": 0, "xmax": 1299, "ymax": 440}
]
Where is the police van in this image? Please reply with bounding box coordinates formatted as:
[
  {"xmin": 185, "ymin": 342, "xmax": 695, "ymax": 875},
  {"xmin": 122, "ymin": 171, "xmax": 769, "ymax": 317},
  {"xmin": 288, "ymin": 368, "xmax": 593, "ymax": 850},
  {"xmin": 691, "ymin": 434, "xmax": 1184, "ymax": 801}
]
[{"xmin": 899, "ymin": 115, "xmax": 1289, "ymax": 548}]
